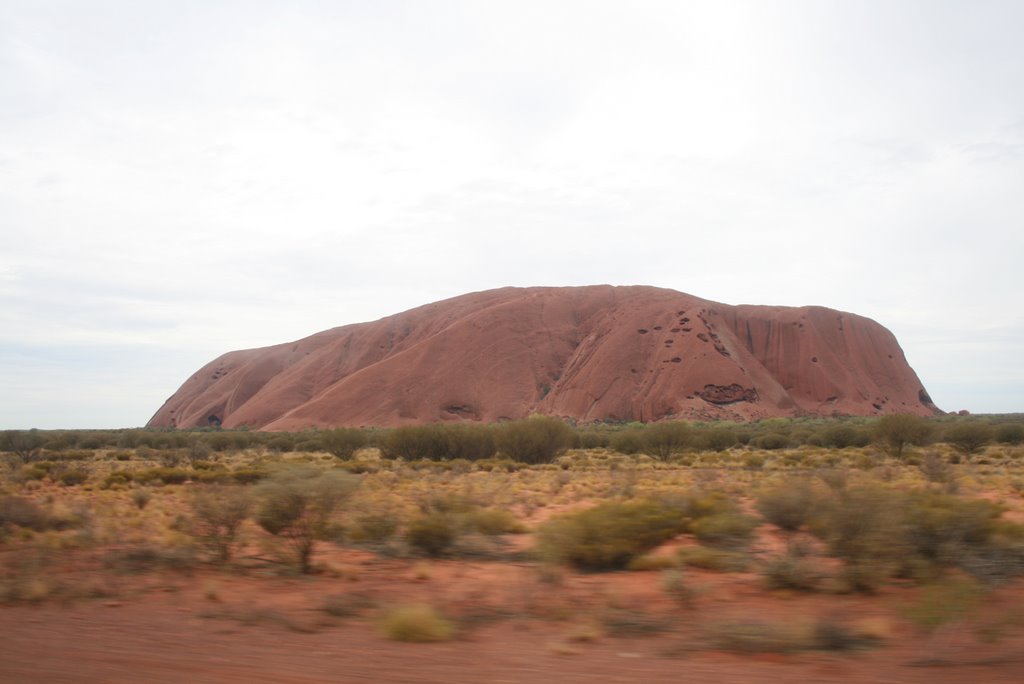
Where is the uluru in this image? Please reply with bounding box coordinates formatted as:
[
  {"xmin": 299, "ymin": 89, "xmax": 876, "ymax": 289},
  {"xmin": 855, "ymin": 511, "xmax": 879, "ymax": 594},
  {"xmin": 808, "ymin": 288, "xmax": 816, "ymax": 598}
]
[{"xmin": 148, "ymin": 285, "xmax": 940, "ymax": 430}]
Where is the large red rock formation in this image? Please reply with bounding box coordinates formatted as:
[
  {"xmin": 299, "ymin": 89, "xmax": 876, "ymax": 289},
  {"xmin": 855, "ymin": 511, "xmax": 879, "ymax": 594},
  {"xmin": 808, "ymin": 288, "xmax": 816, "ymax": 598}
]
[{"xmin": 148, "ymin": 286, "xmax": 940, "ymax": 430}]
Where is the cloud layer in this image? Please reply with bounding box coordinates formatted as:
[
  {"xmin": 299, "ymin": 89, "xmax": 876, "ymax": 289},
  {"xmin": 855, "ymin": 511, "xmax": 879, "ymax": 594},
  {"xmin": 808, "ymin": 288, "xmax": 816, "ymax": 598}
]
[{"xmin": 2, "ymin": 1, "xmax": 1022, "ymax": 427}]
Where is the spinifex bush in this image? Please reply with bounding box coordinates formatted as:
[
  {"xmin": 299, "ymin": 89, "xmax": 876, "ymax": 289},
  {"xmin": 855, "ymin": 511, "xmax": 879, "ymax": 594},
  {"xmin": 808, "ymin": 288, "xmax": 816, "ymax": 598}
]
[
  {"xmin": 255, "ymin": 466, "xmax": 358, "ymax": 573},
  {"xmin": 536, "ymin": 499, "xmax": 685, "ymax": 570}
]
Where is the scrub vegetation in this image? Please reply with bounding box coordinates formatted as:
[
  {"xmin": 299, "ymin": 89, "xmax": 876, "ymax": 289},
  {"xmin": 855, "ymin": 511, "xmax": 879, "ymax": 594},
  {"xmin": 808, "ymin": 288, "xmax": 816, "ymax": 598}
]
[{"xmin": 2, "ymin": 413, "xmax": 1024, "ymax": 666}]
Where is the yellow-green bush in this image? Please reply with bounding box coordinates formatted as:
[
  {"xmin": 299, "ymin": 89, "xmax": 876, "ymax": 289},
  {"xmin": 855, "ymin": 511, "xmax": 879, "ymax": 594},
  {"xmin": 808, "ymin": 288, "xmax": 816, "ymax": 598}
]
[{"xmin": 536, "ymin": 499, "xmax": 685, "ymax": 570}]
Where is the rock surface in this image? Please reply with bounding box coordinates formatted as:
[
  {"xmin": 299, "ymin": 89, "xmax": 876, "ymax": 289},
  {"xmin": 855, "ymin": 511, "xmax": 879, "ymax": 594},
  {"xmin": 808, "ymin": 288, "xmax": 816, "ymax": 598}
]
[{"xmin": 148, "ymin": 285, "xmax": 940, "ymax": 430}]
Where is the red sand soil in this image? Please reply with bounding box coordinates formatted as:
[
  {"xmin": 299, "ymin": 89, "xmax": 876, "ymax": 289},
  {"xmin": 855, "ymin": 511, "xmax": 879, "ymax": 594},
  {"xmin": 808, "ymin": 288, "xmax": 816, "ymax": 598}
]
[
  {"xmin": 148, "ymin": 285, "xmax": 940, "ymax": 430},
  {"xmin": 3, "ymin": 550, "xmax": 1023, "ymax": 684}
]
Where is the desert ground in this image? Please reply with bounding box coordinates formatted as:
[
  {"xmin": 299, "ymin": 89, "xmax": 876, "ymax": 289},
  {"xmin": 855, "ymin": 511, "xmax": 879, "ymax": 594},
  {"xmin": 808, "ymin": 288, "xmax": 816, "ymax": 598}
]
[{"xmin": 2, "ymin": 420, "xmax": 1024, "ymax": 683}]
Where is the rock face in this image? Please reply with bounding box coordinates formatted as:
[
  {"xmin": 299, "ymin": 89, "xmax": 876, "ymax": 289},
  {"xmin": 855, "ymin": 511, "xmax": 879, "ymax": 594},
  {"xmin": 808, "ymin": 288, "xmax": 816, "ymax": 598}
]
[{"xmin": 148, "ymin": 286, "xmax": 940, "ymax": 430}]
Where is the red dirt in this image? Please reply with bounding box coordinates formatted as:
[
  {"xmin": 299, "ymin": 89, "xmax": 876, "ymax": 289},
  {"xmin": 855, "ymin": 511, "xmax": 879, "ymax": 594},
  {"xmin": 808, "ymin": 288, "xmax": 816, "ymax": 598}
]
[
  {"xmin": 3, "ymin": 554, "xmax": 1023, "ymax": 684},
  {"xmin": 148, "ymin": 285, "xmax": 940, "ymax": 430}
]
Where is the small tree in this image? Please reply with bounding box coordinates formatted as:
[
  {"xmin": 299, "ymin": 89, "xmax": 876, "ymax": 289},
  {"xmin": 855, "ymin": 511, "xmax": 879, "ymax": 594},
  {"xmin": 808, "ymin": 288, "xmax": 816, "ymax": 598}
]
[
  {"xmin": 643, "ymin": 421, "xmax": 692, "ymax": 460},
  {"xmin": 255, "ymin": 467, "xmax": 358, "ymax": 573},
  {"xmin": 190, "ymin": 485, "xmax": 253, "ymax": 563},
  {"xmin": 873, "ymin": 414, "xmax": 932, "ymax": 460},
  {"xmin": 495, "ymin": 415, "xmax": 573, "ymax": 464},
  {"xmin": 321, "ymin": 428, "xmax": 369, "ymax": 460},
  {"xmin": 0, "ymin": 429, "xmax": 45, "ymax": 465},
  {"xmin": 943, "ymin": 422, "xmax": 992, "ymax": 456}
]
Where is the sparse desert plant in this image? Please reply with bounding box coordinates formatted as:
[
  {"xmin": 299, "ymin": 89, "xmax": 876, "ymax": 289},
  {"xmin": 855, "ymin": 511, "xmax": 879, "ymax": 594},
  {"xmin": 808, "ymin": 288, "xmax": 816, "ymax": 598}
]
[
  {"xmin": 0, "ymin": 429, "xmax": 45, "ymax": 465},
  {"xmin": 811, "ymin": 484, "xmax": 907, "ymax": 591},
  {"xmin": 761, "ymin": 544, "xmax": 821, "ymax": 591},
  {"xmin": 495, "ymin": 415, "xmax": 573, "ymax": 464},
  {"xmin": 379, "ymin": 604, "xmax": 454, "ymax": 642},
  {"xmin": 752, "ymin": 433, "xmax": 789, "ymax": 450},
  {"xmin": 131, "ymin": 488, "xmax": 152, "ymax": 510},
  {"xmin": 536, "ymin": 499, "xmax": 684, "ymax": 570},
  {"xmin": 0, "ymin": 495, "xmax": 51, "ymax": 532},
  {"xmin": 56, "ymin": 468, "xmax": 89, "ymax": 487},
  {"xmin": 642, "ymin": 421, "xmax": 692, "ymax": 460},
  {"xmin": 904, "ymin": 576, "xmax": 983, "ymax": 646},
  {"xmin": 944, "ymin": 422, "xmax": 993, "ymax": 456},
  {"xmin": 698, "ymin": 427, "xmax": 738, "ymax": 452},
  {"xmin": 756, "ymin": 478, "xmax": 819, "ymax": 532},
  {"xmin": 609, "ymin": 429, "xmax": 645, "ymax": 455},
  {"xmin": 626, "ymin": 552, "xmax": 679, "ymax": 571},
  {"xmin": 918, "ymin": 452, "xmax": 955, "ymax": 488},
  {"xmin": 347, "ymin": 513, "xmax": 399, "ymax": 544},
  {"xmin": 677, "ymin": 545, "xmax": 749, "ymax": 572},
  {"xmin": 465, "ymin": 508, "xmax": 526, "ymax": 535},
  {"xmin": 691, "ymin": 510, "xmax": 759, "ymax": 549},
  {"xmin": 873, "ymin": 414, "xmax": 932, "ymax": 460},
  {"xmin": 819, "ymin": 425, "xmax": 871, "ymax": 449},
  {"xmin": 660, "ymin": 568, "xmax": 693, "ymax": 605},
  {"xmin": 190, "ymin": 485, "xmax": 253, "ymax": 563},
  {"xmin": 995, "ymin": 422, "xmax": 1024, "ymax": 445},
  {"xmin": 405, "ymin": 512, "xmax": 459, "ymax": 557},
  {"xmin": 321, "ymin": 428, "xmax": 369, "ymax": 460},
  {"xmin": 255, "ymin": 466, "xmax": 358, "ymax": 573}
]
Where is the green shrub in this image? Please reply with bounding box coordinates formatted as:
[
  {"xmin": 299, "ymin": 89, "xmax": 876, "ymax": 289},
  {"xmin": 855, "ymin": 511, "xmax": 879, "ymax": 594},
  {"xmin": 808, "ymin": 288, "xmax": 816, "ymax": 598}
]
[
  {"xmin": 995, "ymin": 423, "xmax": 1024, "ymax": 445},
  {"xmin": 873, "ymin": 414, "xmax": 932, "ymax": 459},
  {"xmin": 610, "ymin": 429, "xmax": 645, "ymax": 455},
  {"xmin": 691, "ymin": 511, "xmax": 759, "ymax": 549},
  {"xmin": 405, "ymin": 513, "xmax": 458, "ymax": 556},
  {"xmin": 626, "ymin": 553, "xmax": 679, "ymax": 571},
  {"xmin": 465, "ymin": 508, "xmax": 526, "ymax": 535},
  {"xmin": 642, "ymin": 421, "xmax": 692, "ymax": 459},
  {"xmin": 57, "ymin": 468, "xmax": 89, "ymax": 487},
  {"xmin": 134, "ymin": 467, "xmax": 191, "ymax": 485},
  {"xmin": 321, "ymin": 428, "xmax": 369, "ymax": 460},
  {"xmin": 495, "ymin": 415, "xmax": 573, "ymax": 464},
  {"xmin": 379, "ymin": 604, "xmax": 454, "ymax": 642},
  {"xmin": 819, "ymin": 425, "xmax": 871, "ymax": 449},
  {"xmin": 190, "ymin": 485, "xmax": 253, "ymax": 563},
  {"xmin": 347, "ymin": 513, "xmax": 399, "ymax": 544},
  {"xmin": 265, "ymin": 435, "xmax": 295, "ymax": 453},
  {"xmin": 699, "ymin": 428, "xmax": 738, "ymax": 452},
  {"xmin": 575, "ymin": 431, "xmax": 610, "ymax": 449},
  {"xmin": 943, "ymin": 422, "xmax": 993, "ymax": 455},
  {"xmin": 0, "ymin": 429, "xmax": 45, "ymax": 464},
  {"xmin": 756, "ymin": 478, "xmax": 818, "ymax": 531},
  {"xmin": 752, "ymin": 433, "xmax": 789, "ymax": 450},
  {"xmin": 536, "ymin": 499, "xmax": 684, "ymax": 570},
  {"xmin": 131, "ymin": 489, "xmax": 151, "ymax": 510},
  {"xmin": 0, "ymin": 496, "xmax": 51, "ymax": 531},
  {"xmin": 255, "ymin": 466, "xmax": 359, "ymax": 573},
  {"xmin": 676, "ymin": 546, "xmax": 749, "ymax": 572},
  {"xmin": 762, "ymin": 548, "xmax": 821, "ymax": 591}
]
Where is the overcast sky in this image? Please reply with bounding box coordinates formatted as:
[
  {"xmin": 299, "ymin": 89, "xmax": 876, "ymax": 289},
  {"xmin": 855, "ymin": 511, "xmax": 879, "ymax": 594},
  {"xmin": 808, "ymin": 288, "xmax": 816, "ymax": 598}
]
[{"xmin": 2, "ymin": 1, "xmax": 1022, "ymax": 429}]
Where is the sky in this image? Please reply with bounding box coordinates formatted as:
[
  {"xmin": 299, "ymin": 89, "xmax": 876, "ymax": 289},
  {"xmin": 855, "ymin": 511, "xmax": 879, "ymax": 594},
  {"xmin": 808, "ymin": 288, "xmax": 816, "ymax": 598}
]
[{"xmin": 1, "ymin": 1, "xmax": 1022, "ymax": 429}]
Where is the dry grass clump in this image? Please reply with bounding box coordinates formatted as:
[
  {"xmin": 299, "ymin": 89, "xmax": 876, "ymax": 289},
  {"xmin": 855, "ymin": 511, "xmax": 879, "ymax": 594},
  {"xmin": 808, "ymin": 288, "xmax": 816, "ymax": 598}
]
[{"xmin": 379, "ymin": 604, "xmax": 455, "ymax": 642}]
